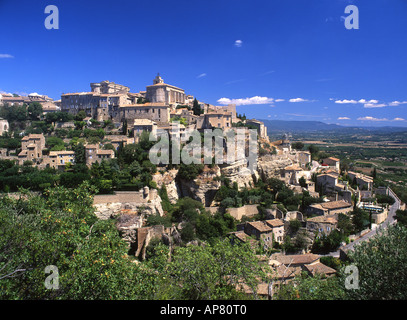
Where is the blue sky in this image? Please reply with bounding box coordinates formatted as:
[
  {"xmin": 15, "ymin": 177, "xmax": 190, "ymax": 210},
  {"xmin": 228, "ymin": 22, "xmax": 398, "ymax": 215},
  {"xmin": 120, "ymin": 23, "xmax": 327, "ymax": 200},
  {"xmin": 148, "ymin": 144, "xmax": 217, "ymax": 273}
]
[{"xmin": 1, "ymin": 0, "xmax": 407, "ymax": 127}]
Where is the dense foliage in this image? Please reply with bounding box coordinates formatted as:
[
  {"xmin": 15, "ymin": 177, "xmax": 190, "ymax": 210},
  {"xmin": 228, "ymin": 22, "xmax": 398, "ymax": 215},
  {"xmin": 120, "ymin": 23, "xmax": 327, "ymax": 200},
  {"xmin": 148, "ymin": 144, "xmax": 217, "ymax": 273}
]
[{"xmin": 0, "ymin": 183, "xmax": 265, "ymax": 300}]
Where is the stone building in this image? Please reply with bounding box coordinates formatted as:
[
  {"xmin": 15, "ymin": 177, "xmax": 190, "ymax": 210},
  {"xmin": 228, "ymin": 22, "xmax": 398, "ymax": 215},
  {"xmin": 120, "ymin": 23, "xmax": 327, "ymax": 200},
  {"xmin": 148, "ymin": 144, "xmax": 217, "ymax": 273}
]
[
  {"xmin": 85, "ymin": 144, "xmax": 115, "ymax": 167},
  {"xmin": 0, "ymin": 92, "xmax": 53, "ymax": 106},
  {"xmin": 90, "ymin": 80, "xmax": 130, "ymax": 94},
  {"xmin": 322, "ymin": 157, "xmax": 340, "ymax": 172},
  {"xmin": 246, "ymin": 119, "xmax": 268, "ymax": 139},
  {"xmin": 61, "ymin": 80, "xmax": 134, "ymax": 121},
  {"xmin": 133, "ymin": 118, "xmax": 158, "ymax": 141},
  {"xmin": 18, "ymin": 134, "xmax": 46, "ymax": 165},
  {"xmin": 0, "ymin": 118, "xmax": 9, "ymax": 135},
  {"xmin": 306, "ymin": 215, "xmax": 338, "ymax": 236},
  {"xmin": 347, "ymin": 171, "xmax": 373, "ymax": 190},
  {"xmin": 306, "ymin": 200, "xmax": 353, "ymax": 216},
  {"xmin": 196, "ymin": 111, "xmax": 232, "ymax": 130},
  {"xmin": 316, "ymin": 173, "xmax": 338, "ymax": 193},
  {"xmin": 47, "ymin": 150, "xmax": 75, "ymax": 169},
  {"xmin": 145, "ymin": 74, "xmax": 186, "ymax": 105},
  {"xmin": 236, "ymin": 219, "xmax": 285, "ymax": 248},
  {"xmin": 297, "ymin": 151, "xmax": 311, "ymax": 167},
  {"xmin": 116, "ymin": 103, "xmax": 170, "ymax": 123},
  {"xmin": 205, "ymin": 104, "xmax": 237, "ymax": 122}
]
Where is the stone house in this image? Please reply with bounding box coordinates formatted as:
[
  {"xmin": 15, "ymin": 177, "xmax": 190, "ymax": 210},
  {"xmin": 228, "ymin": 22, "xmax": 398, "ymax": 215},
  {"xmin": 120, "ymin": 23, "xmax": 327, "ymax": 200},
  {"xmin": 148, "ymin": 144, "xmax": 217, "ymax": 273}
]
[
  {"xmin": 196, "ymin": 111, "xmax": 233, "ymax": 131},
  {"xmin": 237, "ymin": 219, "xmax": 285, "ymax": 248},
  {"xmin": 316, "ymin": 173, "xmax": 338, "ymax": 193},
  {"xmin": 85, "ymin": 144, "xmax": 115, "ymax": 167},
  {"xmin": 245, "ymin": 119, "xmax": 268, "ymax": 139},
  {"xmin": 18, "ymin": 133, "xmax": 46, "ymax": 165},
  {"xmin": 322, "ymin": 157, "xmax": 340, "ymax": 171},
  {"xmin": 264, "ymin": 219, "xmax": 285, "ymax": 243},
  {"xmin": 145, "ymin": 74, "xmax": 186, "ymax": 105},
  {"xmin": 61, "ymin": 80, "xmax": 132, "ymax": 121},
  {"xmin": 347, "ymin": 171, "xmax": 373, "ymax": 190},
  {"xmin": 297, "ymin": 151, "xmax": 311, "ymax": 167},
  {"xmin": 47, "ymin": 150, "xmax": 75, "ymax": 169},
  {"xmin": 116, "ymin": 103, "xmax": 170, "ymax": 123},
  {"xmin": 270, "ymin": 253, "xmax": 336, "ymax": 278},
  {"xmin": 0, "ymin": 118, "xmax": 9, "ymax": 135},
  {"xmin": 306, "ymin": 215, "xmax": 338, "ymax": 236},
  {"xmin": 307, "ymin": 200, "xmax": 353, "ymax": 216}
]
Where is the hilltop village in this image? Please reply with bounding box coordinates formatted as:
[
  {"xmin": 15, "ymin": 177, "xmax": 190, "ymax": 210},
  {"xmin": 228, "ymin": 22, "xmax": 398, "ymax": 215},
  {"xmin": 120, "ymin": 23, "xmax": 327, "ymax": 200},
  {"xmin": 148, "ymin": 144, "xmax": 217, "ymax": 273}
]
[{"xmin": 0, "ymin": 75, "xmax": 404, "ymax": 298}]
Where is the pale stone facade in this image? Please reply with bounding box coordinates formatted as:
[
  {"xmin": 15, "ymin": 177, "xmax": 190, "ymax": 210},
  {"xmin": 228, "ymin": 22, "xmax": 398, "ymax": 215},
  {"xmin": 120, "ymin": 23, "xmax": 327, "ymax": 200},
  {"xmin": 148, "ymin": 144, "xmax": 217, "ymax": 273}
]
[
  {"xmin": 347, "ymin": 171, "xmax": 373, "ymax": 190},
  {"xmin": 116, "ymin": 103, "xmax": 170, "ymax": 123},
  {"xmin": 47, "ymin": 150, "xmax": 75, "ymax": 169},
  {"xmin": 61, "ymin": 81, "xmax": 134, "ymax": 121},
  {"xmin": 18, "ymin": 134, "xmax": 46, "ymax": 165},
  {"xmin": 196, "ymin": 112, "xmax": 232, "ymax": 130},
  {"xmin": 306, "ymin": 215, "xmax": 338, "ymax": 235},
  {"xmin": 133, "ymin": 118, "xmax": 157, "ymax": 140},
  {"xmin": 85, "ymin": 144, "xmax": 115, "ymax": 167},
  {"xmin": 307, "ymin": 200, "xmax": 353, "ymax": 216},
  {"xmin": 322, "ymin": 157, "xmax": 340, "ymax": 172},
  {"xmin": 145, "ymin": 74, "xmax": 186, "ymax": 105},
  {"xmin": 0, "ymin": 118, "xmax": 9, "ymax": 135},
  {"xmin": 246, "ymin": 119, "xmax": 268, "ymax": 139}
]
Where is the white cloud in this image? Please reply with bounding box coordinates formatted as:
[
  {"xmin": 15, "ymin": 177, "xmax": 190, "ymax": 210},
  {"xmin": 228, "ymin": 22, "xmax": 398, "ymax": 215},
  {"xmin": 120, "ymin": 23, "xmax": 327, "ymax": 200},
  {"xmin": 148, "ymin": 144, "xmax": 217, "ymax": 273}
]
[
  {"xmin": 388, "ymin": 101, "xmax": 407, "ymax": 106},
  {"xmin": 0, "ymin": 54, "xmax": 14, "ymax": 58},
  {"xmin": 289, "ymin": 98, "xmax": 308, "ymax": 103},
  {"xmin": 335, "ymin": 99, "xmax": 358, "ymax": 104},
  {"xmin": 333, "ymin": 98, "xmax": 407, "ymax": 108},
  {"xmin": 357, "ymin": 116, "xmax": 388, "ymax": 122},
  {"xmin": 393, "ymin": 117, "xmax": 406, "ymax": 121},
  {"xmin": 196, "ymin": 73, "xmax": 207, "ymax": 78},
  {"xmin": 234, "ymin": 40, "xmax": 243, "ymax": 47},
  {"xmin": 275, "ymin": 99, "xmax": 285, "ymax": 102},
  {"xmin": 364, "ymin": 103, "xmax": 387, "ymax": 108},
  {"xmin": 217, "ymin": 96, "xmax": 274, "ymax": 106},
  {"xmin": 337, "ymin": 117, "xmax": 350, "ymax": 120}
]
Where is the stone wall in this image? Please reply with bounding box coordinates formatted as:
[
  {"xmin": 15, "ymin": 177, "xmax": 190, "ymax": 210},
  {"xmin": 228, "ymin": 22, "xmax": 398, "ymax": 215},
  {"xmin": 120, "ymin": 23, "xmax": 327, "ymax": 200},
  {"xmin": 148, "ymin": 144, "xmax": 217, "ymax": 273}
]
[
  {"xmin": 93, "ymin": 188, "xmax": 163, "ymax": 219},
  {"xmin": 226, "ymin": 204, "xmax": 259, "ymax": 221}
]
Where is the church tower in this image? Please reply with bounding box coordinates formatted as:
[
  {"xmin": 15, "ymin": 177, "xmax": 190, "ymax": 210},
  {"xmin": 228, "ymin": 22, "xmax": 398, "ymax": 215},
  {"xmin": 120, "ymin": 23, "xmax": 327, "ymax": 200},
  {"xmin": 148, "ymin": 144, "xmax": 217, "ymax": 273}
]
[{"xmin": 153, "ymin": 73, "xmax": 164, "ymax": 85}]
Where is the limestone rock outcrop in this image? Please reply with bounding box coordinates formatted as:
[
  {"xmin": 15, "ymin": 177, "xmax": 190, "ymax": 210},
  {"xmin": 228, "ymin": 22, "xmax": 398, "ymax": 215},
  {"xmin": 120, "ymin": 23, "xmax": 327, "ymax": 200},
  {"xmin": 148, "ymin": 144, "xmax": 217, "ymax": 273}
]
[
  {"xmin": 178, "ymin": 166, "xmax": 222, "ymax": 207},
  {"xmin": 152, "ymin": 169, "xmax": 180, "ymax": 204},
  {"xmin": 257, "ymin": 154, "xmax": 293, "ymax": 180}
]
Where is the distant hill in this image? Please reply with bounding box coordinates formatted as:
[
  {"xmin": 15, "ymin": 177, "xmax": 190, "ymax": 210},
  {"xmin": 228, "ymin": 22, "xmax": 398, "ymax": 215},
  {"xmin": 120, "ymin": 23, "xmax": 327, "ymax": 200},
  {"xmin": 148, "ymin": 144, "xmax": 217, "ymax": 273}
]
[{"xmin": 259, "ymin": 120, "xmax": 407, "ymax": 133}]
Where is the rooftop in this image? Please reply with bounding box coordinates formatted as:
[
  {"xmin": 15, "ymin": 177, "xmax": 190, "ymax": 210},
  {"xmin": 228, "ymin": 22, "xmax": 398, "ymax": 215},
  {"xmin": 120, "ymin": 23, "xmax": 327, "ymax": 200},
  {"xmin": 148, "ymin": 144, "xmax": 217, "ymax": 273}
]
[
  {"xmin": 271, "ymin": 253, "xmax": 320, "ymax": 266},
  {"xmin": 307, "ymin": 215, "xmax": 338, "ymax": 224},
  {"xmin": 247, "ymin": 221, "xmax": 273, "ymax": 233},
  {"xmin": 303, "ymin": 262, "xmax": 336, "ymax": 276},
  {"xmin": 320, "ymin": 200, "xmax": 352, "ymax": 210},
  {"xmin": 265, "ymin": 219, "xmax": 284, "ymax": 227}
]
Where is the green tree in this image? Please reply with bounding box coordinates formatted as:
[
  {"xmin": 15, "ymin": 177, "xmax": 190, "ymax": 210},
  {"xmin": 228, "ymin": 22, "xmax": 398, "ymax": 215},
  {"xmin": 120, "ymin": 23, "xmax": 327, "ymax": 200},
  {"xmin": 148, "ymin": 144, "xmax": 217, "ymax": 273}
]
[
  {"xmin": 168, "ymin": 239, "xmax": 266, "ymax": 299},
  {"xmin": 274, "ymin": 273, "xmax": 345, "ymax": 300},
  {"xmin": 291, "ymin": 142, "xmax": 304, "ymax": 150},
  {"xmin": 27, "ymin": 102, "xmax": 43, "ymax": 121},
  {"xmin": 343, "ymin": 224, "xmax": 407, "ymax": 299},
  {"xmin": 351, "ymin": 207, "xmax": 370, "ymax": 233},
  {"xmin": 395, "ymin": 209, "xmax": 407, "ymax": 227},
  {"xmin": 73, "ymin": 142, "xmax": 86, "ymax": 165},
  {"xmin": 0, "ymin": 182, "xmax": 161, "ymax": 299},
  {"xmin": 192, "ymin": 98, "xmax": 201, "ymax": 116}
]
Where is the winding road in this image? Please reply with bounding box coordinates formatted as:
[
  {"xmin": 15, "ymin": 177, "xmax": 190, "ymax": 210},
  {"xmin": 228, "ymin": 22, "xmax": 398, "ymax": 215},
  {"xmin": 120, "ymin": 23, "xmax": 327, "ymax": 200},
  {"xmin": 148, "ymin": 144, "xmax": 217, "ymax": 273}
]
[{"xmin": 324, "ymin": 194, "xmax": 401, "ymax": 257}]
